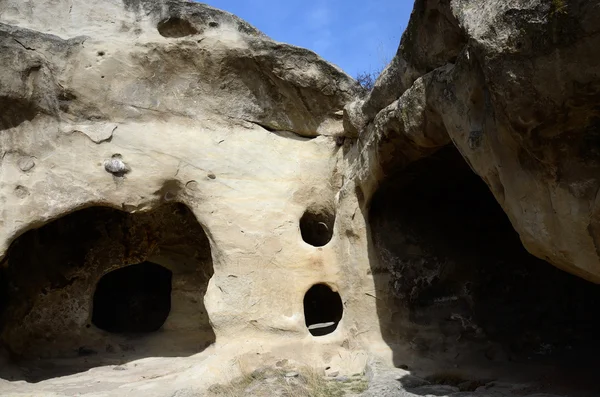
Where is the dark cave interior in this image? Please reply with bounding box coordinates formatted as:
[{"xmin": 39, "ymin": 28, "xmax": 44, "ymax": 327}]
[
  {"xmin": 92, "ymin": 262, "xmax": 172, "ymax": 334},
  {"xmin": 304, "ymin": 283, "xmax": 344, "ymax": 336},
  {"xmin": 0, "ymin": 202, "xmax": 215, "ymax": 382},
  {"xmin": 368, "ymin": 145, "xmax": 600, "ymax": 394}
]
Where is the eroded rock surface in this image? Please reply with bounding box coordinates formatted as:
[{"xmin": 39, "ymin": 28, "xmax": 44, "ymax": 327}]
[
  {"xmin": 347, "ymin": 0, "xmax": 600, "ymax": 283},
  {"xmin": 1, "ymin": 0, "xmax": 600, "ymax": 396},
  {"xmin": 0, "ymin": 0, "xmax": 369, "ymax": 394},
  {"xmin": 342, "ymin": 1, "xmax": 600, "ymax": 396}
]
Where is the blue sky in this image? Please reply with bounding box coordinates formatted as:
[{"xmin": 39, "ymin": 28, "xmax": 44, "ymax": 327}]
[{"xmin": 202, "ymin": 0, "xmax": 414, "ymax": 78}]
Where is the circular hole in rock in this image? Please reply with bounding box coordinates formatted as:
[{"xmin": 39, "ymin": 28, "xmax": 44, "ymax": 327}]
[
  {"xmin": 157, "ymin": 17, "xmax": 198, "ymax": 38},
  {"xmin": 300, "ymin": 207, "xmax": 335, "ymax": 247},
  {"xmin": 92, "ymin": 262, "xmax": 172, "ymax": 334},
  {"xmin": 304, "ymin": 284, "xmax": 343, "ymax": 336}
]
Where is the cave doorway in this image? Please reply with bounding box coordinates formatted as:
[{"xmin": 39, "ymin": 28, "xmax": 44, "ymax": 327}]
[
  {"xmin": 92, "ymin": 262, "xmax": 172, "ymax": 334},
  {"xmin": 303, "ymin": 284, "xmax": 343, "ymax": 336}
]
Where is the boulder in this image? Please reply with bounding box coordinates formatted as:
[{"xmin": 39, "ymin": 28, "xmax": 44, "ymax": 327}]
[{"xmin": 348, "ymin": 0, "xmax": 600, "ymax": 283}]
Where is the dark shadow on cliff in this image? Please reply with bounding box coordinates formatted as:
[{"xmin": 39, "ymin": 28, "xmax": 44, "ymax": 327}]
[
  {"xmin": 366, "ymin": 145, "xmax": 600, "ymax": 396},
  {"xmin": 0, "ymin": 203, "xmax": 215, "ymax": 383}
]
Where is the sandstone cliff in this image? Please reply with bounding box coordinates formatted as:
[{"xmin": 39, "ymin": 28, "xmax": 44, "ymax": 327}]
[
  {"xmin": 0, "ymin": 0, "xmax": 599, "ymax": 396},
  {"xmin": 346, "ymin": 0, "xmax": 600, "ymax": 284}
]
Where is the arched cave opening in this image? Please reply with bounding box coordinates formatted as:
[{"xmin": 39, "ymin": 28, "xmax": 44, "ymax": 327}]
[
  {"xmin": 303, "ymin": 284, "xmax": 343, "ymax": 336},
  {"xmin": 300, "ymin": 207, "xmax": 335, "ymax": 247},
  {"xmin": 368, "ymin": 145, "xmax": 600, "ymax": 390},
  {"xmin": 0, "ymin": 202, "xmax": 215, "ymax": 381},
  {"xmin": 92, "ymin": 262, "xmax": 172, "ymax": 334}
]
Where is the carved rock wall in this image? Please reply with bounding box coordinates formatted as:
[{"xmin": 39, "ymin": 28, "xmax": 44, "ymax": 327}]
[
  {"xmin": 1, "ymin": 0, "xmax": 600, "ymax": 396},
  {"xmin": 0, "ymin": 0, "xmax": 378, "ymax": 392}
]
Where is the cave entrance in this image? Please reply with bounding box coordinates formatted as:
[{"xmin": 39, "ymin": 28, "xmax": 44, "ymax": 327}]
[
  {"xmin": 368, "ymin": 145, "xmax": 600, "ymax": 392},
  {"xmin": 303, "ymin": 284, "xmax": 343, "ymax": 336},
  {"xmin": 0, "ymin": 202, "xmax": 215, "ymax": 382},
  {"xmin": 92, "ymin": 262, "xmax": 172, "ymax": 334}
]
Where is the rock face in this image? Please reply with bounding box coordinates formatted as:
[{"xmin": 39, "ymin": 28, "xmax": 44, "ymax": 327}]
[
  {"xmin": 347, "ymin": 0, "xmax": 600, "ymax": 283},
  {"xmin": 1, "ymin": 0, "xmax": 600, "ymax": 396},
  {"xmin": 343, "ymin": 3, "xmax": 600, "ymax": 393},
  {"xmin": 0, "ymin": 0, "xmax": 372, "ymax": 393}
]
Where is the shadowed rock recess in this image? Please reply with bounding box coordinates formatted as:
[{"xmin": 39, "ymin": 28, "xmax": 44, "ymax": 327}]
[
  {"xmin": 0, "ymin": 0, "xmax": 599, "ymax": 396},
  {"xmin": 0, "ymin": 203, "xmax": 215, "ymax": 381}
]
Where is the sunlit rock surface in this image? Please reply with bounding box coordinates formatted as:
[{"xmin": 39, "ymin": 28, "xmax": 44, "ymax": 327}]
[{"xmin": 1, "ymin": 0, "xmax": 599, "ymax": 396}]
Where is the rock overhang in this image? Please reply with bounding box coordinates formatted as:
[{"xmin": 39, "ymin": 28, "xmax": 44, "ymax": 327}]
[{"xmin": 1, "ymin": 0, "xmax": 600, "ymax": 396}]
